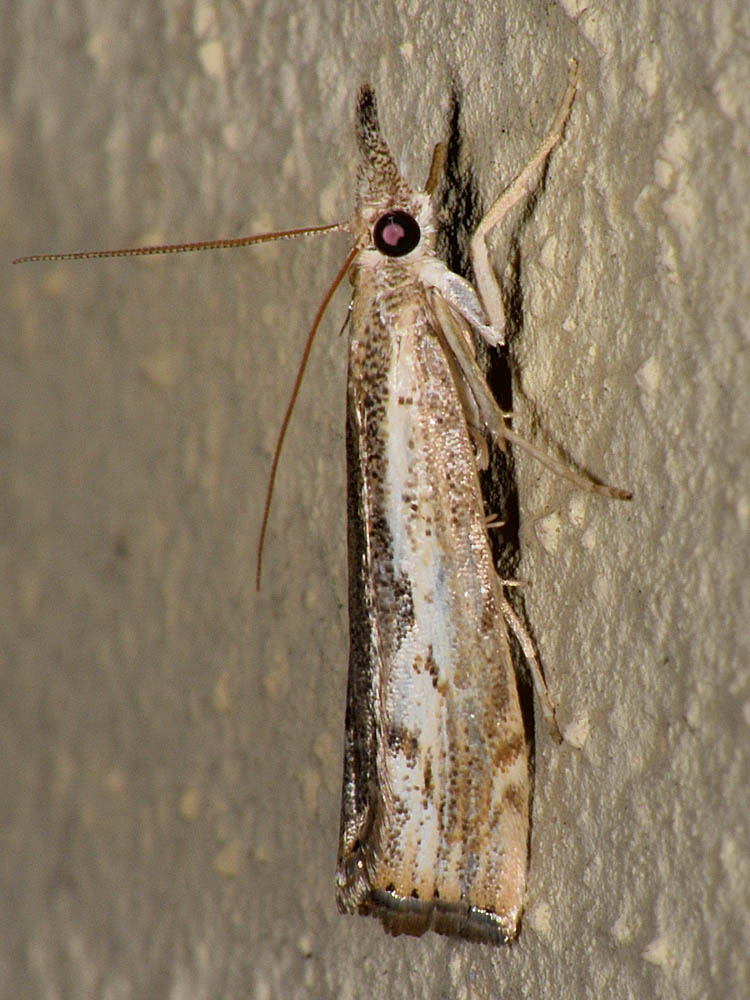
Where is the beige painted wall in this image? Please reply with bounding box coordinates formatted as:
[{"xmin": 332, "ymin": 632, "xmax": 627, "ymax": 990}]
[{"xmin": 3, "ymin": 1, "xmax": 747, "ymax": 996}]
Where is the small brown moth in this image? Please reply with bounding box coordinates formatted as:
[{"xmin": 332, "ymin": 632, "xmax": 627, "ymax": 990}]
[
  {"xmin": 15, "ymin": 60, "xmax": 630, "ymax": 944},
  {"xmin": 334, "ymin": 61, "xmax": 630, "ymax": 944}
]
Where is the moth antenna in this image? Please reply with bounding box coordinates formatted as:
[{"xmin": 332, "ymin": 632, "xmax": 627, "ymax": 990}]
[
  {"xmin": 12, "ymin": 223, "xmax": 347, "ymax": 264},
  {"xmin": 425, "ymin": 141, "xmax": 447, "ymax": 195},
  {"xmin": 256, "ymin": 244, "xmax": 359, "ymax": 590},
  {"xmin": 14, "ymin": 220, "xmax": 356, "ymax": 588}
]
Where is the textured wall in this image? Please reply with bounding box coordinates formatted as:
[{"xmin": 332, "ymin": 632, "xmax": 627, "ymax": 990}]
[{"xmin": 3, "ymin": 0, "xmax": 748, "ymax": 997}]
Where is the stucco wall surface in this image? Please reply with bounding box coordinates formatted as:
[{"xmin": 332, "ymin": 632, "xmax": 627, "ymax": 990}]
[{"xmin": 2, "ymin": 1, "xmax": 748, "ymax": 997}]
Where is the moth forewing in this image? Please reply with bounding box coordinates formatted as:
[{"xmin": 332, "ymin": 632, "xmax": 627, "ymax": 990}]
[{"xmin": 335, "ymin": 85, "xmax": 532, "ymax": 945}]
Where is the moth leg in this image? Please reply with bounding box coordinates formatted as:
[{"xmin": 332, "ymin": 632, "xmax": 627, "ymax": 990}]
[
  {"xmin": 435, "ymin": 296, "xmax": 632, "ymax": 499},
  {"xmin": 499, "ymin": 425, "xmax": 632, "ymax": 500},
  {"xmin": 500, "ymin": 594, "xmax": 562, "ymax": 743},
  {"xmin": 470, "ymin": 59, "xmax": 579, "ymax": 337}
]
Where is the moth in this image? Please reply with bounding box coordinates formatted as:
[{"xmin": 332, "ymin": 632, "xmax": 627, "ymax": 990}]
[
  {"xmin": 334, "ymin": 62, "xmax": 628, "ymax": 944},
  {"xmin": 15, "ymin": 60, "xmax": 630, "ymax": 945}
]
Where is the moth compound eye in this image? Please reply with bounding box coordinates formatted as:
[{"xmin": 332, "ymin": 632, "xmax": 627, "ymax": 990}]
[{"xmin": 373, "ymin": 211, "xmax": 421, "ymax": 258}]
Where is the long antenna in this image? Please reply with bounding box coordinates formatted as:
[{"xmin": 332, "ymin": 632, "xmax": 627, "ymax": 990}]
[
  {"xmin": 255, "ymin": 243, "xmax": 359, "ymax": 590},
  {"xmin": 12, "ymin": 223, "xmax": 346, "ymax": 264},
  {"xmin": 14, "ymin": 219, "xmax": 357, "ymax": 590}
]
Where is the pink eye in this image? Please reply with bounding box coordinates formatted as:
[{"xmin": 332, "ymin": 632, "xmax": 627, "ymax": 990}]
[{"xmin": 373, "ymin": 211, "xmax": 421, "ymax": 257}]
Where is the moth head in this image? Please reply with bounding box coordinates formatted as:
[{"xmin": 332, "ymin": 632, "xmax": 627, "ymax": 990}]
[{"xmin": 353, "ymin": 85, "xmax": 436, "ymax": 262}]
